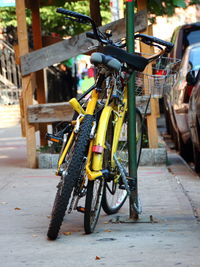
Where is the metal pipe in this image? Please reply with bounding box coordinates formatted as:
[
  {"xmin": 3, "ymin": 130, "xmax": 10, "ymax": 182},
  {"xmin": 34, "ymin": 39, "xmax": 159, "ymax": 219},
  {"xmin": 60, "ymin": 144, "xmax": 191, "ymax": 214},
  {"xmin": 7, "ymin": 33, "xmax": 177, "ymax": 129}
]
[{"xmin": 126, "ymin": 0, "xmax": 138, "ymax": 220}]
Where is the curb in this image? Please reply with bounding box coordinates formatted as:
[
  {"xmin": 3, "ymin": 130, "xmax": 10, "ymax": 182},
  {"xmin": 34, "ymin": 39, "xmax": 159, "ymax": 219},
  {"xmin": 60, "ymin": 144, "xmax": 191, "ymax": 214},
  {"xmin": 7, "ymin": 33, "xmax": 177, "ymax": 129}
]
[
  {"xmin": 140, "ymin": 147, "xmax": 167, "ymax": 166},
  {"xmin": 167, "ymin": 152, "xmax": 200, "ymax": 221},
  {"xmin": 38, "ymin": 147, "xmax": 167, "ymax": 169},
  {"xmin": 38, "ymin": 153, "xmax": 59, "ymax": 169}
]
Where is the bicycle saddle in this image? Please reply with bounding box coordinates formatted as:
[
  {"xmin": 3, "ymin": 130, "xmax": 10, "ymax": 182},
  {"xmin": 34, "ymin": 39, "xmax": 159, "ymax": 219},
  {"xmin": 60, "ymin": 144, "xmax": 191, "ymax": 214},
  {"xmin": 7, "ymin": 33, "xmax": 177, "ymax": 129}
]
[
  {"xmin": 102, "ymin": 45, "xmax": 148, "ymax": 72},
  {"xmin": 90, "ymin": 52, "xmax": 122, "ymax": 72}
]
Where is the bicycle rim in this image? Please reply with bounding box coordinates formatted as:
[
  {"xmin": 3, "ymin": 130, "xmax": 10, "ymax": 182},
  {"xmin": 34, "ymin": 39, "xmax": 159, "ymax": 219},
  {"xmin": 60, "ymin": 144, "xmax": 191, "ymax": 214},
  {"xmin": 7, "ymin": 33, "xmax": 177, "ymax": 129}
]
[
  {"xmin": 136, "ymin": 108, "xmax": 143, "ymax": 167},
  {"xmin": 84, "ymin": 178, "xmax": 104, "ymax": 234},
  {"xmin": 102, "ymin": 112, "xmax": 127, "ymax": 214},
  {"xmin": 102, "ymin": 108, "xmax": 143, "ymax": 214}
]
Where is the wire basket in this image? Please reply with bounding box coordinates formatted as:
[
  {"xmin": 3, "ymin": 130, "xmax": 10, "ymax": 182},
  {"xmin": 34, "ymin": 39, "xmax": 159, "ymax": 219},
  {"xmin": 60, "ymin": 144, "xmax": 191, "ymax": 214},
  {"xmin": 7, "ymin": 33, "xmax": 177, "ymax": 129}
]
[{"xmin": 135, "ymin": 56, "xmax": 181, "ymax": 98}]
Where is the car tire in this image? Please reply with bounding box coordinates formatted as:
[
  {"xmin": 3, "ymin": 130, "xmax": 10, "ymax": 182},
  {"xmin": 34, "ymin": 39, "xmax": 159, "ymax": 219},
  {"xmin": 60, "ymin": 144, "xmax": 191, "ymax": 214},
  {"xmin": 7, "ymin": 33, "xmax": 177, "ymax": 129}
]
[
  {"xmin": 177, "ymin": 130, "xmax": 193, "ymax": 162},
  {"xmin": 192, "ymin": 143, "xmax": 200, "ymax": 173}
]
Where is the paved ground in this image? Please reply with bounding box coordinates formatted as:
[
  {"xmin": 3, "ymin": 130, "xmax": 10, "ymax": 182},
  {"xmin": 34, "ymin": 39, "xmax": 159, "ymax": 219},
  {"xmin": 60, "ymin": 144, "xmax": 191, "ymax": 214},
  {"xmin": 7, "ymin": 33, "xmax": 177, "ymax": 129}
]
[{"xmin": 0, "ymin": 121, "xmax": 200, "ymax": 266}]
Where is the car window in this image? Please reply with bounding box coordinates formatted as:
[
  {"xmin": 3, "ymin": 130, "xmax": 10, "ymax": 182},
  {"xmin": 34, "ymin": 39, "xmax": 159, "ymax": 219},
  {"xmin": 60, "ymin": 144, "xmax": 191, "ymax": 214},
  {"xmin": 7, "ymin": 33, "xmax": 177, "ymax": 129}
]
[
  {"xmin": 187, "ymin": 30, "xmax": 200, "ymax": 45},
  {"xmin": 189, "ymin": 46, "xmax": 200, "ymax": 71},
  {"xmin": 183, "ymin": 29, "xmax": 200, "ymax": 54}
]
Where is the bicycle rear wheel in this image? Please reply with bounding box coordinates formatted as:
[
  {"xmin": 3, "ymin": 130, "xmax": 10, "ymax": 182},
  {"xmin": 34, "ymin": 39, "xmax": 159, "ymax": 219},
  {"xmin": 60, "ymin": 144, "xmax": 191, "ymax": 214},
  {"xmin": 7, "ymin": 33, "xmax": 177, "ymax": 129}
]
[
  {"xmin": 102, "ymin": 108, "xmax": 143, "ymax": 215},
  {"xmin": 47, "ymin": 115, "xmax": 94, "ymax": 240},
  {"xmin": 84, "ymin": 178, "xmax": 104, "ymax": 234}
]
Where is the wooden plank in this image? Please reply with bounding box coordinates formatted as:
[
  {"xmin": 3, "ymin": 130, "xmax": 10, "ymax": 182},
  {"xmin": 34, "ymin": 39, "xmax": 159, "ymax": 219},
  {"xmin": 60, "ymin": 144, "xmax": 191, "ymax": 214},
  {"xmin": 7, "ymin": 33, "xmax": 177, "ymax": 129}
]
[
  {"xmin": 137, "ymin": 0, "xmax": 147, "ymax": 10},
  {"xmin": 21, "ymin": 10, "xmax": 147, "ymax": 76},
  {"xmin": 16, "ymin": 0, "xmax": 37, "ymax": 168},
  {"xmin": 138, "ymin": 0, "xmax": 159, "ymax": 148},
  {"xmin": 27, "ymin": 98, "xmax": 150, "ymax": 124},
  {"xmin": 28, "ymin": 102, "xmax": 74, "ymax": 123},
  {"xmin": 30, "ymin": 0, "xmax": 47, "ymax": 146},
  {"xmin": 141, "ymin": 24, "xmax": 159, "ymax": 148}
]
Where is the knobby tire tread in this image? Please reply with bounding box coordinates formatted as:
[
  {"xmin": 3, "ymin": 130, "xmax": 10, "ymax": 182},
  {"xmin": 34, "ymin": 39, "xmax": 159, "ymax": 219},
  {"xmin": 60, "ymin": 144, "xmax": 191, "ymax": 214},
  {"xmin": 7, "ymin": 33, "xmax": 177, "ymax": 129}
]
[{"xmin": 47, "ymin": 115, "xmax": 94, "ymax": 240}]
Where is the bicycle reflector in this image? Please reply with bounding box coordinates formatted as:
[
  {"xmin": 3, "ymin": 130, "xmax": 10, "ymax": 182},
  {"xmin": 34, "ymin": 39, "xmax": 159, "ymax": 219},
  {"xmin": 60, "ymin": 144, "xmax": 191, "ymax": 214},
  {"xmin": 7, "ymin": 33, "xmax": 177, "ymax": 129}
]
[
  {"xmin": 92, "ymin": 145, "xmax": 104, "ymax": 154},
  {"xmin": 46, "ymin": 133, "xmax": 63, "ymax": 144}
]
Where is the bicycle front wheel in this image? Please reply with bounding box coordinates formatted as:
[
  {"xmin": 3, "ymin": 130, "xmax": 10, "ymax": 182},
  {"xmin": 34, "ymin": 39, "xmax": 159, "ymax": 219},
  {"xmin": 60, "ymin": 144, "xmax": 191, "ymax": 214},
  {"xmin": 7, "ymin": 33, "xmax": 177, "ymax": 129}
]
[
  {"xmin": 84, "ymin": 178, "xmax": 104, "ymax": 234},
  {"xmin": 102, "ymin": 108, "xmax": 143, "ymax": 215},
  {"xmin": 47, "ymin": 115, "xmax": 94, "ymax": 240}
]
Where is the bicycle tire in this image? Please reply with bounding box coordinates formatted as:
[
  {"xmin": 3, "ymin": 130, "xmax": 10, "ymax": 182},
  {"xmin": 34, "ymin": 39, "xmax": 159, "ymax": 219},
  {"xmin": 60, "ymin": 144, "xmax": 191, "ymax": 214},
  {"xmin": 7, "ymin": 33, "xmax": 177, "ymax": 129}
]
[
  {"xmin": 47, "ymin": 115, "xmax": 94, "ymax": 240},
  {"xmin": 84, "ymin": 178, "xmax": 104, "ymax": 234},
  {"xmin": 102, "ymin": 108, "xmax": 143, "ymax": 215}
]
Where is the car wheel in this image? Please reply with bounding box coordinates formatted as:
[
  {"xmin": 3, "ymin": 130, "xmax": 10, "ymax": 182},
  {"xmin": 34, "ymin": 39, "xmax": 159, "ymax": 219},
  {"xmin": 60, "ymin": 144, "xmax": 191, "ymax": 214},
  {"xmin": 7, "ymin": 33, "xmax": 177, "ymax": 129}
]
[
  {"xmin": 192, "ymin": 143, "xmax": 200, "ymax": 173},
  {"xmin": 164, "ymin": 107, "xmax": 171, "ymax": 135},
  {"xmin": 177, "ymin": 131, "xmax": 193, "ymax": 162},
  {"xmin": 163, "ymin": 98, "xmax": 171, "ymax": 135}
]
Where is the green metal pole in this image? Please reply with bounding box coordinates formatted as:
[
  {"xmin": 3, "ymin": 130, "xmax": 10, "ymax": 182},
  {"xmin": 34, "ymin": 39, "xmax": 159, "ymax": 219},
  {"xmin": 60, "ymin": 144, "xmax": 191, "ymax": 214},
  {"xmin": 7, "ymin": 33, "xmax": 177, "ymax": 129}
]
[{"xmin": 126, "ymin": 0, "xmax": 138, "ymax": 220}]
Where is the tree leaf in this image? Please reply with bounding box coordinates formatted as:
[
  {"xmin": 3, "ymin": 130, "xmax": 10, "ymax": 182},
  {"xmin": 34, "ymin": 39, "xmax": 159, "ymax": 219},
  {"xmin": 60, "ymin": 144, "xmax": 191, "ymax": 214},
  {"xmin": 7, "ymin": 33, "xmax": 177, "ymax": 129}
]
[{"xmin": 172, "ymin": 0, "xmax": 187, "ymax": 7}]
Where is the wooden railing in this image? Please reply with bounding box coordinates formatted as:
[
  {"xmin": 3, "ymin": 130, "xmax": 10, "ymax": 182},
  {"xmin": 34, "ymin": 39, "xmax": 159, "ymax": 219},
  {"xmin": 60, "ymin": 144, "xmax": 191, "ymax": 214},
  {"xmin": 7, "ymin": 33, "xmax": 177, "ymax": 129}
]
[{"xmin": 0, "ymin": 40, "xmax": 21, "ymax": 104}]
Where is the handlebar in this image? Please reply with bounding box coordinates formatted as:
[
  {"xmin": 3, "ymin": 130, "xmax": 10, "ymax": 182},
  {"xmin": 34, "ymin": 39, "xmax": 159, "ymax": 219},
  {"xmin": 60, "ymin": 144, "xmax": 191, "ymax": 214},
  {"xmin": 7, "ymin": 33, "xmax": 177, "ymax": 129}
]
[
  {"xmin": 56, "ymin": 7, "xmax": 174, "ymax": 55},
  {"xmin": 56, "ymin": 8, "xmax": 108, "ymax": 45},
  {"xmin": 57, "ymin": 8, "xmax": 90, "ymax": 21},
  {"xmin": 134, "ymin": 34, "xmax": 173, "ymax": 53}
]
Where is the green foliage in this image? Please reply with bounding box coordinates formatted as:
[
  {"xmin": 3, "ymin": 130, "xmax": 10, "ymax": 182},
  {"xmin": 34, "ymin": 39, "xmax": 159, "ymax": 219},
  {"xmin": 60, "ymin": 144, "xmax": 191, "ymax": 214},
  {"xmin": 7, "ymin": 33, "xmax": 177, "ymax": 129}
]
[
  {"xmin": 0, "ymin": 7, "xmax": 17, "ymax": 27},
  {"xmin": 0, "ymin": 0, "xmax": 199, "ymax": 36},
  {"xmin": 0, "ymin": 7, "xmax": 32, "ymax": 27},
  {"xmin": 0, "ymin": 0, "xmax": 110, "ymax": 37},
  {"xmin": 147, "ymin": 0, "xmax": 197, "ymax": 17},
  {"xmin": 40, "ymin": 1, "xmax": 111, "ymax": 36},
  {"xmin": 40, "ymin": 2, "xmax": 89, "ymax": 36}
]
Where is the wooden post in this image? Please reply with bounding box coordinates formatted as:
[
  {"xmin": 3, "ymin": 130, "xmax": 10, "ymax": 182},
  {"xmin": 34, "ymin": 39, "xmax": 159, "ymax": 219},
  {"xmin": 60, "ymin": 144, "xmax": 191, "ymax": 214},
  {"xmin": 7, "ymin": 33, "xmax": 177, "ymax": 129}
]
[
  {"xmin": 30, "ymin": 0, "xmax": 47, "ymax": 147},
  {"xmin": 137, "ymin": 0, "xmax": 159, "ymax": 148},
  {"xmin": 16, "ymin": 0, "xmax": 37, "ymax": 168},
  {"xmin": 119, "ymin": 0, "xmax": 124, "ymax": 19}
]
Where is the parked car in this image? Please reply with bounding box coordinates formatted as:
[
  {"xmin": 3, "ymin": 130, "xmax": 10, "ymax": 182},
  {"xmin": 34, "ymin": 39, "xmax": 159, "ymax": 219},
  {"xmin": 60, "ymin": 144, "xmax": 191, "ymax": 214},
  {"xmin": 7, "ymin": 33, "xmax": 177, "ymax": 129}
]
[
  {"xmin": 164, "ymin": 42, "xmax": 200, "ymax": 160},
  {"xmin": 170, "ymin": 22, "xmax": 200, "ymax": 60},
  {"xmin": 188, "ymin": 69, "xmax": 200, "ymax": 172},
  {"xmin": 164, "ymin": 22, "xmax": 200, "ymax": 133}
]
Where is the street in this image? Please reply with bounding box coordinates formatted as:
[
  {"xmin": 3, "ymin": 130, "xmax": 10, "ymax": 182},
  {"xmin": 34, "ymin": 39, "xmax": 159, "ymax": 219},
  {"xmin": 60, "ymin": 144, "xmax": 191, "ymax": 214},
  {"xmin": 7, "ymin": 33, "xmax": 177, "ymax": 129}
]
[{"xmin": 0, "ymin": 122, "xmax": 200, "ymax": 267}]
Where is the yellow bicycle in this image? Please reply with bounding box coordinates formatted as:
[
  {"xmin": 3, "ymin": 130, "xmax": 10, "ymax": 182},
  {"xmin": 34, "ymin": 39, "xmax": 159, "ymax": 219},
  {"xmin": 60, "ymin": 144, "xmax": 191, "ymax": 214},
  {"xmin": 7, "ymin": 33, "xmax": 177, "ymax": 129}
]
[{"xmin": 47, "ymin": 8, "xmax": 174, "ymax": 240}]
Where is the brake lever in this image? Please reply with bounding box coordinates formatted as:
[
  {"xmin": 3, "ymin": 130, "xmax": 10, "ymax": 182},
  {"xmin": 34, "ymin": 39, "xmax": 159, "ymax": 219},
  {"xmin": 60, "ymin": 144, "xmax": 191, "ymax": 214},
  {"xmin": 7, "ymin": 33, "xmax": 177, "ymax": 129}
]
[{"xmin": 136, "ymin": 36, "xmax": 164, "ymax": 51}]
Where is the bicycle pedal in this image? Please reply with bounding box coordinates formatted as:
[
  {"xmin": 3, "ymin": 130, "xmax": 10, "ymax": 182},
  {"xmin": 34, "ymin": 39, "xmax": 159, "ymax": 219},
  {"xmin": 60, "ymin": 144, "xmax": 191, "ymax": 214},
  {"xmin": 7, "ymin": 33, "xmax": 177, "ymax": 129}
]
[
  {"xmin": 76, "ymin": 206, "xmax": 85, "ymax": 213},
  {"xmin": 119, "ymin": 184, "xmax": 126, "ymax": 190},
  {"xmin": 46, "ymin": 133, "xmax": 63, "ymax": 144}
]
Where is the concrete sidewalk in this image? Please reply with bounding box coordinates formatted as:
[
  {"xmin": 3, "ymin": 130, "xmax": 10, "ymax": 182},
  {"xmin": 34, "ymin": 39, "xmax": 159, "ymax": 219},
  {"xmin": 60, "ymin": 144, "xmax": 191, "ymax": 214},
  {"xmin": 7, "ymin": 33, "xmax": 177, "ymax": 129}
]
[{"xmin": 0, "ymin": 123, "xmax": 200, "ymax": 267}]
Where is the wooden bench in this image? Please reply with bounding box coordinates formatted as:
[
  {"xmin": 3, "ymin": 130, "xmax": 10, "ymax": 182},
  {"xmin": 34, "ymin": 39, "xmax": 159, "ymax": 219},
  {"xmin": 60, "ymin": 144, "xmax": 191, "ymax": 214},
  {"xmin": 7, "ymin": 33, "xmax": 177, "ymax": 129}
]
[{"xmin": 27, "ymin": 96, "xmax": 151, "ymax": 126}]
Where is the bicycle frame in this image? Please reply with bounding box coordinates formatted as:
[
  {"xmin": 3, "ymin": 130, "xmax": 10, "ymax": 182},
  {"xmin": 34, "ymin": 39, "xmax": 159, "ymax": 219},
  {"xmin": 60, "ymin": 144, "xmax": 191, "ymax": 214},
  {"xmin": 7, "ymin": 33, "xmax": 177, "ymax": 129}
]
[
  {"xmin": 56, "ymin": 74, "xmax": 128, "ymax": 182},
  {"xmin": 47, "ymin": 7, "xmax": 175, "ymax": 240},
  {"xmin": 91, "ymin": 88, "xmax": 128, "ymax": 172},
  {"xmin": 57, "ymin": 88, "xmax": 99, "ymax": 172}
]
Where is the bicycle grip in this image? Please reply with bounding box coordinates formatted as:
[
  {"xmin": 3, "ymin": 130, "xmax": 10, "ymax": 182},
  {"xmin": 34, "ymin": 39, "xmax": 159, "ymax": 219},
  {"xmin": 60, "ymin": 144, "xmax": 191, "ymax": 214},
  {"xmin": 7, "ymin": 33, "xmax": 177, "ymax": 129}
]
[
  {"xmin": 150, "ymin": 36, "xmax": 174, "ymax": 51},
  {"xmin": 135, "ymin": 34, "xmax": 174, "ymax": 52},
  {"xmin": 56, "ymin": 8, "xmax": 91, "ymax": 22}
]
